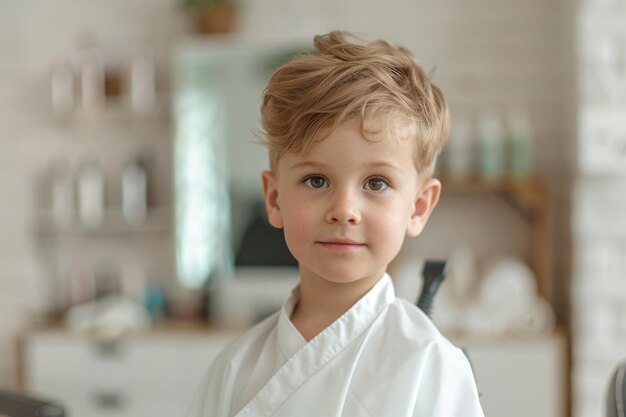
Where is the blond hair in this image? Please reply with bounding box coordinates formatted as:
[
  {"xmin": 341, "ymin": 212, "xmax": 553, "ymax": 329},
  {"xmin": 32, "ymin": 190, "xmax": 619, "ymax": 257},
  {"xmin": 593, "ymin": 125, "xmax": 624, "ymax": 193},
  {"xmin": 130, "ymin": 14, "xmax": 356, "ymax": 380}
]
[{"xmin": 260, "ymin": 31, "xmax": 450, "ymax": 177}]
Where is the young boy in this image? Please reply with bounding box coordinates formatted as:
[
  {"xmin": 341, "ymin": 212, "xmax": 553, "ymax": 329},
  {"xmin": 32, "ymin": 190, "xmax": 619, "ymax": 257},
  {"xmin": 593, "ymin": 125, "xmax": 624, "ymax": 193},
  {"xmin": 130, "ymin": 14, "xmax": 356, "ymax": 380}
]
[{"xmin": 187, "ymin": 31, "xmax": 484, "ymax": 417}]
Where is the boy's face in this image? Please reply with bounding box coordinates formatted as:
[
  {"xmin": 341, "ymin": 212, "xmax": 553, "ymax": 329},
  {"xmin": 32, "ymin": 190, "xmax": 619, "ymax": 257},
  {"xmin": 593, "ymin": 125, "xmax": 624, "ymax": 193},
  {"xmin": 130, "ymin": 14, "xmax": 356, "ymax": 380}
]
[{"xmin": 262, "ymin": 118, "xmax": 441, "ymax": 286}]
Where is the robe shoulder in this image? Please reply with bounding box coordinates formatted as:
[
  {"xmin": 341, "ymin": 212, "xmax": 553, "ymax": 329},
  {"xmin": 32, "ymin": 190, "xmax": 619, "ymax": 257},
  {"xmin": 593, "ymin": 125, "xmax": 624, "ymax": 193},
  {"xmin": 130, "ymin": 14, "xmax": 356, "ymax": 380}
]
[
  {"xmin": 385, "ymin": 298, "xmax": 462, "ymax": 350},
  {"xmin": 184, "ymin": 312, "xmax": 280, "ymax": 417}
]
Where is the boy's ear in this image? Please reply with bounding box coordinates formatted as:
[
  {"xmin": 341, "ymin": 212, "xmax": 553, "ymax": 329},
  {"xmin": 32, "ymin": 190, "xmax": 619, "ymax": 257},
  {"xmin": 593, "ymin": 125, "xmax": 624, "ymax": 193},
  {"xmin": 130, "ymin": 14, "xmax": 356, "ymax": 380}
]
[
  {"xmin": 406, "ymin": 178, "xmax": 441, "ymax": 237},
  {"xmin": 261, "ymin": 170, "xmax": 283, "ymax": 228}
]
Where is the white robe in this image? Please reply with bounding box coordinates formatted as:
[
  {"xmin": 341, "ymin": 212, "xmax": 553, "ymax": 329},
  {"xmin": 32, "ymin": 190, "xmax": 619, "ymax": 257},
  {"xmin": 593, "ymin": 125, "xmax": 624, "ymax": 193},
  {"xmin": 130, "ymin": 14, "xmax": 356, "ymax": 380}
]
[{"xmin": 186, "ymin": 274, "xmax": 484, "ymax": 417}]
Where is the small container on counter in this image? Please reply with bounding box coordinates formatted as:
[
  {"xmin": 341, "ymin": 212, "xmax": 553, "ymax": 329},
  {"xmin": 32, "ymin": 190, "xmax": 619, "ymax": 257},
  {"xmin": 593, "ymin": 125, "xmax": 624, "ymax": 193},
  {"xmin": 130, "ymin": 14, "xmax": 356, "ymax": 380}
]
[{"xmin": 143, "ymin": 282, "xmax": 165, "ymax": 321}]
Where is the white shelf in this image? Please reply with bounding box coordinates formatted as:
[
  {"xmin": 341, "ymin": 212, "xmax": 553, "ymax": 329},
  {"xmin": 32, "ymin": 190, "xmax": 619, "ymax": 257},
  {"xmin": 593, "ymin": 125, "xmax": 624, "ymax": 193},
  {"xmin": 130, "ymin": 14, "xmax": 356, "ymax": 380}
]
[
  {"xmin": 35, "ymin": 207, "xmax": 172, "ymax": 236},
  {"xmin": 50, "ymin": 95, "xmax": 171, "ymax": 127}
]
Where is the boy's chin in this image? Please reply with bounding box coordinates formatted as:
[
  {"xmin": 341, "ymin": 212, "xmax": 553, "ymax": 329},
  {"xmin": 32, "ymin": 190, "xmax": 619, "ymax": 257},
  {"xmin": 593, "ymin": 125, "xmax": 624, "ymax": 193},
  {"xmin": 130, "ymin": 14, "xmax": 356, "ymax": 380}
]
[{"xmin": 303, "ymin": 267, "xmax": 386, "ymax": 286}]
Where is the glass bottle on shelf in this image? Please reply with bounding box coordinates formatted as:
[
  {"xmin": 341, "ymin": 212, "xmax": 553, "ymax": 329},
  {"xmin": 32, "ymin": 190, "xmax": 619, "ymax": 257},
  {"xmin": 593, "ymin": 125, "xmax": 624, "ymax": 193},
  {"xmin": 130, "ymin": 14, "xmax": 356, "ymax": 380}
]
[
  {"xmin": 506, "ymin": 109, "xmax": 534, "ymax": 182},
  {"xmin": 122, "ymin": 158, "xmax": 148, "ymax": 225},
  {"xmin": 444, "ymin": 116, "xmax": 474, "ymax": 182},
  {"xmin": 77, "ymin": 160, "xmax": 105, "ymax": 228},
  {"xmin": 478, "ymin": 110, "xmax": 505, "ymax": 183},
  {"xmin": 76, "ymin": 32, "xmax": 105, "ymax": 115}
]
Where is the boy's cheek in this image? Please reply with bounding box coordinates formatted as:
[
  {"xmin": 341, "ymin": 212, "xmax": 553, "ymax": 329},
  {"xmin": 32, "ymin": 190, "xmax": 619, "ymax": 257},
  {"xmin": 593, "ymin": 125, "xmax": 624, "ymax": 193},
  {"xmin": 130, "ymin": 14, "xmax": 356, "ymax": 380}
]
[{"xmin": 283, "ymin": 217, "xmax": 312, "ymax": 245}]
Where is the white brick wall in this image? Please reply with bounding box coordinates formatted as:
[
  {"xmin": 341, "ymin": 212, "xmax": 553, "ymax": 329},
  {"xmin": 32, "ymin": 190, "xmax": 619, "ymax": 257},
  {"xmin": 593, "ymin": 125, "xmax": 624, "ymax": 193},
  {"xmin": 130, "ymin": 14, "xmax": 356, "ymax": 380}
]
[
  {"xmin": 572, "ymin": 182, "xmax": 626, "ymax": 417},
  {"xmin": 573, "ymin": 2, "xmax": 626, "ymax": 416}
]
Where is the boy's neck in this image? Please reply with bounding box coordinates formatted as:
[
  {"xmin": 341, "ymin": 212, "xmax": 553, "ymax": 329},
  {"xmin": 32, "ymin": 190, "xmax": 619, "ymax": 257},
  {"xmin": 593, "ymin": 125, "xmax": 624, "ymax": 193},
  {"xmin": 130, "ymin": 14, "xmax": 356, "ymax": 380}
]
[{"xmin": 290, "ymin": 270, "xmax": 386, "ymax": 341}]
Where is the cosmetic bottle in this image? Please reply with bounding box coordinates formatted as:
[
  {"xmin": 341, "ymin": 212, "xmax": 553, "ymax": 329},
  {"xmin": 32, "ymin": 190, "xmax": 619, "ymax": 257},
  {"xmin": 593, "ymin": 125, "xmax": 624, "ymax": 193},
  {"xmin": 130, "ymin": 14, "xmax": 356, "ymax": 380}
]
[
  {"xmin": 122, "ymin": 159, "xmax": 148, "ymax": 225},
  {"xmin": 77, "ymin": 160, "xmax": 105, "ymax": 227},
  {"xmin": 445, "ymin": 117, "xmax": 474, "ymax": 181},
  {"xmin": 506, "ymin": 109, "xmax": 534, "ymax": 182},
  {"xmin": 478, "ymin": 111, "xmax": 505, "ymax": 183},
  {"xmin": 76, "ymin": 32, "xmax": 105, "ymax": 114}
]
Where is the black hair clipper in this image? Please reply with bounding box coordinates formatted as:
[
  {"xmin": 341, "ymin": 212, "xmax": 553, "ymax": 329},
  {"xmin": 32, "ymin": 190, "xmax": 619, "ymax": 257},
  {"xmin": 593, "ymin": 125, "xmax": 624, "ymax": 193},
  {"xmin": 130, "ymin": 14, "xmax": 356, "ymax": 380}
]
[
  {"xmin": 416, "ymin": 261, "xmax": 478, "ymax": 386},
  {"xmin": 416, "ymin": 260, "xmax": 448, "ymax": 318}
]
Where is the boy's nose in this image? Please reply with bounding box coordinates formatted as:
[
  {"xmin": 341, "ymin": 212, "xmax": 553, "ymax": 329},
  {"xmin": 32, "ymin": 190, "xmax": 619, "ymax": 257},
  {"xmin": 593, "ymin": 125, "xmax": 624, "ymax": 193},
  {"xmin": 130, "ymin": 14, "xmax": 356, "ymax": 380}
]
[{"xmin": 325, "ymin": 190, "xmax": 361, "ymax": 225}]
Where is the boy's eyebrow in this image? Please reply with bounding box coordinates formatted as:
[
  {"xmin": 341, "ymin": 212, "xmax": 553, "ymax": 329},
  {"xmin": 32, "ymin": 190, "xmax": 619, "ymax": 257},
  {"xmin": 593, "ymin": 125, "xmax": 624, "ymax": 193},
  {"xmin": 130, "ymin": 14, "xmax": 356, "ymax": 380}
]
[
  {"xmin": 288, "ymin": 161, "xmax": 330, "ymax": 170},
  {"xmin": 366, "ymin": 161, "xmax": 404, "ymax": 172},
  {"xmin": 288, "ymin": 160, "xmax": 403, "ymax": 172}
]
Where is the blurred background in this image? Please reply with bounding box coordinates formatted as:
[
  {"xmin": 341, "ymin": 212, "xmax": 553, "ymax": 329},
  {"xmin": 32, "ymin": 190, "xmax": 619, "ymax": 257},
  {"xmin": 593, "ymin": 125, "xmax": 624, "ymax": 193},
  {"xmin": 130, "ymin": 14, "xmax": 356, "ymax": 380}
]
[{"xmin": 1, "ymin": 0, "xmax": 625, "ymax": 416}]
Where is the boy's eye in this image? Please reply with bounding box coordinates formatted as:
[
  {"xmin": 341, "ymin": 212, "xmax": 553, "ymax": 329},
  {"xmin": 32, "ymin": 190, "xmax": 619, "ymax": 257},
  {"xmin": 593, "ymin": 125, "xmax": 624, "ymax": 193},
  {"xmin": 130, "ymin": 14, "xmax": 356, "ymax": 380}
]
[
  {"xmin": 364, "ymin": 177, "xmax": 389, "ymax": 192},
  {"xmin": 303, "ymin": 176, "xmax": 328, "ymax": 189}
]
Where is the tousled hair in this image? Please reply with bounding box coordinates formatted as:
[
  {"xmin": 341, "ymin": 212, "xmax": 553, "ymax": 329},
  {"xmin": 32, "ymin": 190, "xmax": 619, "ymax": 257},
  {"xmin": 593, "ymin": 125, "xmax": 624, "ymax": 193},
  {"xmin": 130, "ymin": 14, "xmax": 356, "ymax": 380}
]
[{"xmin": 260, "ymin": 31, "xmax": 450, "ymax": 177}]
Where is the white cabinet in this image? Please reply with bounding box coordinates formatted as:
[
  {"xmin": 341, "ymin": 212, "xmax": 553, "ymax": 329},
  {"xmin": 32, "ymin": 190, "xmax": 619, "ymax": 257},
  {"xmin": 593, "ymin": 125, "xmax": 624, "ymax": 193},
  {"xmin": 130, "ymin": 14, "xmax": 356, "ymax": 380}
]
[
  {"xmin": 23, "ymin": 329, "xmax": 239, "ymax": 417},
  {"xmin": 23, "ymin": 328, "xmax": 565, "ymax": 417},
  {"xmin": 459, "ymin": 333, "xmax": 566, "ymax": 417}
]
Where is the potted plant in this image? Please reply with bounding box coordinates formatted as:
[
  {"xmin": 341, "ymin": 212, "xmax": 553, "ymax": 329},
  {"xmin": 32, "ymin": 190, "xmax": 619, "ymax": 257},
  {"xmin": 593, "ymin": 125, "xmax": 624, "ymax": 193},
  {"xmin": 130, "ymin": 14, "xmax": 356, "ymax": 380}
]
[{"xmin": 181, "ymin": 0, "xmax": 238, "ymax": 34}]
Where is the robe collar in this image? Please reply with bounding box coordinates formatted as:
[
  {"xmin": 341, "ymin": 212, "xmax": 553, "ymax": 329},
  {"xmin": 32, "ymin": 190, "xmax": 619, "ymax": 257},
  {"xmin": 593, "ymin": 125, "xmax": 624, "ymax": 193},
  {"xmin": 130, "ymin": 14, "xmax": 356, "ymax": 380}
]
[{"xmin": 236, "ymin": 273, "xmax": 395, "ymax": 417}]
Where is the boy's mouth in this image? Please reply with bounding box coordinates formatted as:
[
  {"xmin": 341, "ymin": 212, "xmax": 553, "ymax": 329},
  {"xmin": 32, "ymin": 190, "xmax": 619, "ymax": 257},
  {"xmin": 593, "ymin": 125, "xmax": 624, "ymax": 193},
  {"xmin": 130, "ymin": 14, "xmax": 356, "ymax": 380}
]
[{"xmin": 316, "ymin": 239, "xmax": 366, "ymax": 251}]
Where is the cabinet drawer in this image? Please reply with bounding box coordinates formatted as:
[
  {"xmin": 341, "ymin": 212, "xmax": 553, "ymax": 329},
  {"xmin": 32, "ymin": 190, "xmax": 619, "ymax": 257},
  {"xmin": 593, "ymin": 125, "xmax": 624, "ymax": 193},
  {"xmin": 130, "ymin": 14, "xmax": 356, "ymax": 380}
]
[
  {"xmin": 33, "ymin": 382, "xmax": 187, "ymax": 417},
  {"xmin": 24, "ymin": 330, "xmax": 239, "ymax": 417},
  {"xmin": 28, "ymin": 339, "xmax": 179, "ymax": 385},
  {"xmin": 461, "ymin": 333, "xmax": 566, "ymax": 417},
  {"xmin": 25, "ymin": 332, "xmax": 234, "ymax": 386}
]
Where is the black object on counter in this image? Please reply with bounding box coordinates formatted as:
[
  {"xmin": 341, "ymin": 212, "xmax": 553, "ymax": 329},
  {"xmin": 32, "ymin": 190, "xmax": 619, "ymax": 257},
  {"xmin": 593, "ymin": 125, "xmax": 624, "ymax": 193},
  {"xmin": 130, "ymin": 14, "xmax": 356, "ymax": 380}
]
[
  {"xmin": 0, "ymin": 390, "xmax": 65, "ymax": 417},
  {"xmin": 607, "ymin": 360, "xmax": 626, "ymax": 417},
  {"xmin": 417, "ymin": 260, "xmax": 448, "ymax": 318}
]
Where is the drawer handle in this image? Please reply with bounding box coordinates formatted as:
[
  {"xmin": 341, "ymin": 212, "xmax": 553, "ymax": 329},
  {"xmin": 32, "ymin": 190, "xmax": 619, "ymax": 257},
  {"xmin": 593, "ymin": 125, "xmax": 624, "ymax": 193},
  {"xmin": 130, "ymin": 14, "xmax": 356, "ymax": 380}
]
[
  {"xmin": 91, "ymin": 391, "xmax": 126, "ymax": 410},
  {"xmin": 95, "ymin": 341, "xmax": 122, "ymax": 357}
]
